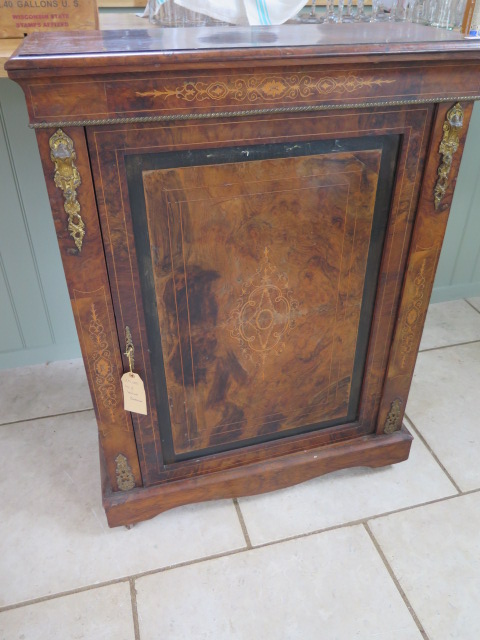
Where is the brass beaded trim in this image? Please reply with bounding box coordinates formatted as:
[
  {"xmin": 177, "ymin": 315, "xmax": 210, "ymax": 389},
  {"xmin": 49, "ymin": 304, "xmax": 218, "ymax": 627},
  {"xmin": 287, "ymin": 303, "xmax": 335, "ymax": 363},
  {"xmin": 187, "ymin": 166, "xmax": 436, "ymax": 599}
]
[{"xmin": 30, "ymin": 94, "xmax": 480, "ymax": 129}]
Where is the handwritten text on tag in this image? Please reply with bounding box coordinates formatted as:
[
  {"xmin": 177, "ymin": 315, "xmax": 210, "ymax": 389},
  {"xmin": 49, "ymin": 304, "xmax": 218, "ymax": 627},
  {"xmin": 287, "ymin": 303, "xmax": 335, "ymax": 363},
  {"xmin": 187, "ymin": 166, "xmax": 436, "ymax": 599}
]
[{"xmin": 121, "ymin": 373, "xmax": 147, "ymax": 415}]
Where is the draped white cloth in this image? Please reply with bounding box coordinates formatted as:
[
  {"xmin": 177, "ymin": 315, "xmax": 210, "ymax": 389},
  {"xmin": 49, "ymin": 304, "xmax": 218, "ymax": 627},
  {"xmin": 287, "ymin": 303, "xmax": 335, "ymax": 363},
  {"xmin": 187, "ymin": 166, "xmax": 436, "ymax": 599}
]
[{"xmin": 173, "ymin": 0, "xmax": 306, "ymax": 24}]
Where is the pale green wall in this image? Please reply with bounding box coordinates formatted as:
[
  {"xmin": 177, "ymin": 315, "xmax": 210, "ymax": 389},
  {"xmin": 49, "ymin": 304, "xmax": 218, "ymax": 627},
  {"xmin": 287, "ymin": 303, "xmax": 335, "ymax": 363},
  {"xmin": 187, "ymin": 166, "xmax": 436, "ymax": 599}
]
[
  {"xmin": 432, "ymin": 101, "xmax": 480, "ymax": 302},
  {"xmin": 0, "ymin": 77, "xmax": 479, "ymax": 370},
  {"xmin": 0, "ymin": 79, "xmax": 80, "ymax": 369}
]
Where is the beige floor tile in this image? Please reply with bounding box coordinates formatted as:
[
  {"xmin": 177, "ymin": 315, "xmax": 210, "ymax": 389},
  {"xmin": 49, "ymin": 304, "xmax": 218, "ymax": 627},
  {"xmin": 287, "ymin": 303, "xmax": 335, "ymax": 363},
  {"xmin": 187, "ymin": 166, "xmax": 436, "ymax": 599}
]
[
  {"xmin": 0, "ymin": 583, "xmax": 135, "ymax": 640},
  {"xmin": 0, "ymin": 411, "xmax": 246, "ymax": 607},
  {"xmin": 468, "ymin": 296, "xmax": 480, "ymax": 312},
  {"xmin": 237, "ymin": 435, "xmax": 456, "ymax": 545},
  {"xmin": 0, "ymin": 359, "xmax": 92, "ymax": 424},
  {"xmin": 135, "ymin": 525, "xmax": 423, "ymax": 640},
  {"xmin": 406, "ymin": 342, "xmax": 480, "ymax": 491},
  {"xmin": 369, "ymin": 492, "xmax": 480, "ymax": 640},
  {"xmin": 419, "ymin": 299, "xmax": 480, "ymax": 351}
]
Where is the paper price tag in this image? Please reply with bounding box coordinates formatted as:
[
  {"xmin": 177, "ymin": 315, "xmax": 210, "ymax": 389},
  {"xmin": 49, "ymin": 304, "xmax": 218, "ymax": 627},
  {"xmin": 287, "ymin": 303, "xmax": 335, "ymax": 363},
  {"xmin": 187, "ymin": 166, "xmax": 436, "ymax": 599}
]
[{"xmin": 121, "ymin": 373, "xmax": 147, "ymax": 416}]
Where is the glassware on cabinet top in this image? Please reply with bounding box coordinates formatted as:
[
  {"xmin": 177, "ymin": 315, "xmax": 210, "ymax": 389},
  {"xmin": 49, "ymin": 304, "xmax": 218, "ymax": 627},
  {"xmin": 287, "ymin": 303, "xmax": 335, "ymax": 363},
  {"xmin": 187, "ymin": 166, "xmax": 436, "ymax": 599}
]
[
  {"xmin": 299, "ymin": 0, "xmax": 324, "ymax": 22},
  {"xmin": 147, "ymin": 0, "xmax": 469, "ymax": 30},
  {"xmin": 148, "ymin": 0, "xmax": 229, "ymax": 26}
]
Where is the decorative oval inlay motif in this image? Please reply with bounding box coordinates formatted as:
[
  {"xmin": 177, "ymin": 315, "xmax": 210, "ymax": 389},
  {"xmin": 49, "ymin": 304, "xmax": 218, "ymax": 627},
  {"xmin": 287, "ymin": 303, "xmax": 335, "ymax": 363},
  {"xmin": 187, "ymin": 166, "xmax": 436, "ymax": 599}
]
[{"xmin": 227, "ymin": 247, "xmax": 299, "ymax": 376}]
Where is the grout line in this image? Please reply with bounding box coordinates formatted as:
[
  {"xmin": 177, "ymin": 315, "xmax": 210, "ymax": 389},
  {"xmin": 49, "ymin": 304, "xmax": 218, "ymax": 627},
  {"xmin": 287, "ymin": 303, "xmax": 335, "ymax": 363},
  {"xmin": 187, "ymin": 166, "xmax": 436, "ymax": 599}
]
[
  {"xmin": 0, "ymin": 407, "xmax": 94, "ymax": 428},
  {"xmin": 364, "ymin": 523, "xmax": 431, "ymax": 640},
  {"xmin": 2, "ymin": 488, "xmax": 480, "ymax": 615},
  {"xmin": 464, "ymin": 298, "xmax": 480, "ymax": 316},
  {"xmin": 418, "ymin": 338, "xmax": 480, "ymax": 354},
  {"xmin": 404, "ymin": 414, "xmax": 463, "ymax": 494},
  {"xmin": 129, "ymin": 578, "xmax": 141, "ymax": 640},
  {"xmin": 0, "ymin": 547, "xmax": 248, "ymax": 615},
  {"xmin": 233, "ymin": 498, "xmax": 252, "ymax": 549},
  {"xmin": 0, "ymin": 577, "xmax": 132, "ymax": 614},
  {"xmin": 242, "ymin": 488, "xmax": 480, "ymax": 554}
]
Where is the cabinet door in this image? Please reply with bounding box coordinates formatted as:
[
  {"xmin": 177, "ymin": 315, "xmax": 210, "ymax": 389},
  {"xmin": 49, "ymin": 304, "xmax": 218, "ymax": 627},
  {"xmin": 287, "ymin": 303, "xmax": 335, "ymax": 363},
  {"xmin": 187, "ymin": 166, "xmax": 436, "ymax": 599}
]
[{"xmin": 88, "ymin": 106, "xmax": 432, "ymax": 483}]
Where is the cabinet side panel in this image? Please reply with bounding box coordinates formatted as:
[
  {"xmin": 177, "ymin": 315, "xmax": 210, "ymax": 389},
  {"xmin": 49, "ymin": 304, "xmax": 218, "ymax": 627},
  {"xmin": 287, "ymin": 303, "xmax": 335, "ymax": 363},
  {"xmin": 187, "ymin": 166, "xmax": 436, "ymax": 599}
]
[{"xmin": 34, "ymin": 127, "xmax": 142, "ymax": 492}]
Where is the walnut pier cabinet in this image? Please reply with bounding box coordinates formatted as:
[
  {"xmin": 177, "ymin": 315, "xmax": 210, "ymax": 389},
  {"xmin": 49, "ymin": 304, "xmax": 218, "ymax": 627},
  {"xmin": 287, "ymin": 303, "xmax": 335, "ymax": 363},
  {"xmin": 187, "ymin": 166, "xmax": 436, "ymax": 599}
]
[{"xmin": 6, "ymin": 24, "xmax": 480, "ymax": 526}]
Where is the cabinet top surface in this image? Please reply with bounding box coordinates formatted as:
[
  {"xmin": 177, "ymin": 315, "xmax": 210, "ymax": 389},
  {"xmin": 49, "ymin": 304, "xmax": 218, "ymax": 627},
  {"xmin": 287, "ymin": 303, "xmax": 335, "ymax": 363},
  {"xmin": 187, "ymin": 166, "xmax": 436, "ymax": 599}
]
[{"xmin": 6, "ymin": 23, "xmax": 480, "ymax": 74}]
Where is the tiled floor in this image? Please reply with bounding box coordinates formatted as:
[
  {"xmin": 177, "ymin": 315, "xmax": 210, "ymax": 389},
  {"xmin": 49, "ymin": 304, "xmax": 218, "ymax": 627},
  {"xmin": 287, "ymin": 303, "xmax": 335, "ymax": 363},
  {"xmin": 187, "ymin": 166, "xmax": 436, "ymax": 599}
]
[{"xmin": 0, "ymin": 298, "xmax": 479, "ymax": 640}]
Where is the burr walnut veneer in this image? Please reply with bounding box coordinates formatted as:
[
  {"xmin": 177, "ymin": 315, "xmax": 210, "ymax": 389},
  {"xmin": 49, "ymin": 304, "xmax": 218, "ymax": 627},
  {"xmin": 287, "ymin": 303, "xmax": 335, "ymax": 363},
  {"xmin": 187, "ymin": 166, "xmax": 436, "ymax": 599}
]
[{"xmin": 6, "ymin": 23, "xmax": 480, "ymax": 526}]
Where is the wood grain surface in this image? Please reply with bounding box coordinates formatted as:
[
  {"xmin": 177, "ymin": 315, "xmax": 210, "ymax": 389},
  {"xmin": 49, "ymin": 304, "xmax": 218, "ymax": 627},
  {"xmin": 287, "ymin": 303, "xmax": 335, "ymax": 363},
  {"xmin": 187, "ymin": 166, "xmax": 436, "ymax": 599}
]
[{"xmin": 142, "ymin": 150, "xmax": 381, "ymax": 455}]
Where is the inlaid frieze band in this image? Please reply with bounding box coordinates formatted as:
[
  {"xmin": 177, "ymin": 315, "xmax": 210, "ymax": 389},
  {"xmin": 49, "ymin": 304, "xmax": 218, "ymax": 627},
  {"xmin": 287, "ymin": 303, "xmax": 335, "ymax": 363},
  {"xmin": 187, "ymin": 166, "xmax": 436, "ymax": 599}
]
[
  {"xmin": 434, "ymin": 102, "xmax": 464, "ymax": 210},
  {"xmin": 136, "ymin": 73, "xmax": 395, "ymax": 104},
  {"xmin": 49, "ymin": 129, "xmax": 85, "ymax": 251},
  {"xmin": 29, "ymin": 94, "xmax": 480, "ymax": 129}
]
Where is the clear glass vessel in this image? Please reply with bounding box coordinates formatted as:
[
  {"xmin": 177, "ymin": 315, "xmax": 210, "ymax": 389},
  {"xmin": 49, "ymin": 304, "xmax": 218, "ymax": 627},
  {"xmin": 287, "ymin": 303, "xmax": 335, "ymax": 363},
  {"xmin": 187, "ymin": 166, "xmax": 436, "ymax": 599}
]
[
  {"xmin": 148, "ymin": 0, "xmax": 226, "ymax": 27},
  {"xmin": 342, "ymin": 0, "xmax": 356, "ymax": 21},
  {"xmin": 371, "ymin": 0, "xmax": 390, "ymax": 20},
  {"xmin": 355, "ymin": 0, "xmax": 370, "ymax": 22},
  {"xmin": 300, "ymin": 0, "xmax": 324, "ymax": 23},
  {"xmin": 429, "ymin": 0, "xmax": 466, "ymax": 28},
  {"xmin": 325, "ymin": 0, "xmax": 337, "ymax": 22}
]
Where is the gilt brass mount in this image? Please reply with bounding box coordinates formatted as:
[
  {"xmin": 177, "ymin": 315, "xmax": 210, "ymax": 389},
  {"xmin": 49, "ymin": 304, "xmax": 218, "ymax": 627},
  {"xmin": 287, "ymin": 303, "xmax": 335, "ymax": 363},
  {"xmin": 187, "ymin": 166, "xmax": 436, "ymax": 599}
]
[
  {"xmin": 49, "ymin": 129, "xmax": 85, "ymax": 251},
  {"xmin": 115, "ymin": 454, "xmax": 136, "ymax": 491},
  {"xmin": 434, "ymin": 103, "xmax": 464, "ymax": 210},
  {"xmin": 384, "ymin": 399, "xmax": 403, "ymax": 434}
]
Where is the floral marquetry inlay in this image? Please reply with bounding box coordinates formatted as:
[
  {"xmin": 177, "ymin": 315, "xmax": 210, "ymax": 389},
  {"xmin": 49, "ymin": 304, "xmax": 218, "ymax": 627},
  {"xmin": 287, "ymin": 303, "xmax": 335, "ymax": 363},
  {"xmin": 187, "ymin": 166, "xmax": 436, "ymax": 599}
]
[
  {"xmin": 89, "ymin": 303, "xmax": 118, "ymax": 420},
  {"xmin": 399, "ymin": 259, "xmax": 427, "ymax": 370},
  {"xmin": 226, "ymin": 247, "xmax": 299, "ymax": 377},
  {"xmin": 136, "ymin": 74, "xmax": 395, "ymax": 104}
]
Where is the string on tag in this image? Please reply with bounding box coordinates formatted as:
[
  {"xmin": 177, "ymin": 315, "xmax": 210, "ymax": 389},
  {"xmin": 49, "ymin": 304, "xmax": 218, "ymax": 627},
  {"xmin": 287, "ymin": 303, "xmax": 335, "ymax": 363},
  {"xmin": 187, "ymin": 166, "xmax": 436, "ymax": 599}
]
[{"xmin": 122, "ymin": 326, "xmax": 147, "ymax": 415}]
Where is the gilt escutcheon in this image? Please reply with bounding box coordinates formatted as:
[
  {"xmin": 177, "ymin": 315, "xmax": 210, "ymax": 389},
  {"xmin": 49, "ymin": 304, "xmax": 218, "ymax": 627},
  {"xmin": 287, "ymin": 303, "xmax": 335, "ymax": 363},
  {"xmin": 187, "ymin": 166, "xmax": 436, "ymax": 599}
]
[
  {"xmin": 384, "ymin": 399, "xmax": 403, "ymax": 434},
  {"xmin": 115, "ymin": 453, "xmax": 136, "ymax": 491}
]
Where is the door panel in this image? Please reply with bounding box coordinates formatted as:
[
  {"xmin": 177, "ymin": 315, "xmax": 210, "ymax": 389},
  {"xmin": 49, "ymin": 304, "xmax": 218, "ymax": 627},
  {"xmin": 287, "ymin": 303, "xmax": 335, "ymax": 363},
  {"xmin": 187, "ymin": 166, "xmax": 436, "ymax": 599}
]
[
  {"xmin": 140, "ymin": 148, "xmax": 384, "ymax": 456},
  {"xmin": 88, "ymin": 106, "xmax": 432, "ymax": 481}
]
